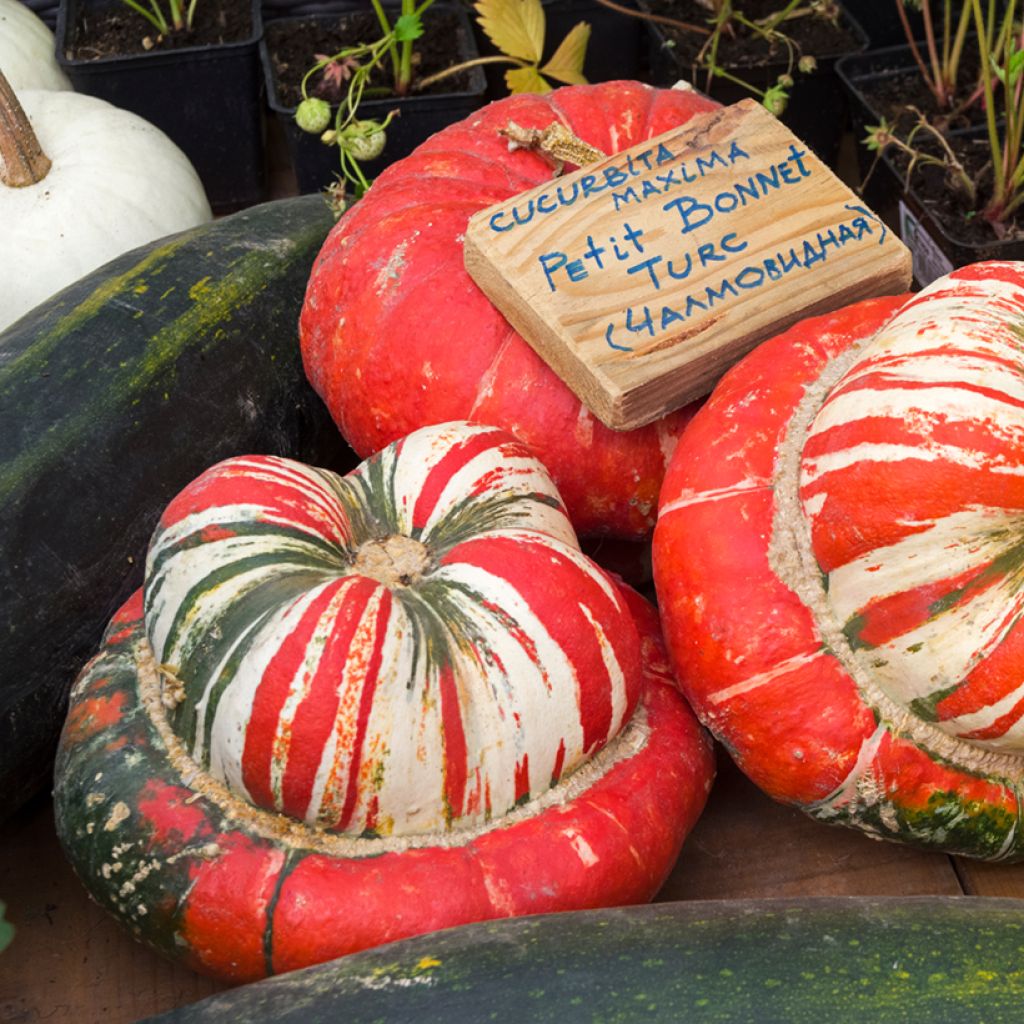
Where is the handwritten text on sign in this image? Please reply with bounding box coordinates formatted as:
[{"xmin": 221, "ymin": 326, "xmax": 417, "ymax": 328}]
[{"xmin": 464, "ymin": 100, "xmax": 912, "ymax": 431}]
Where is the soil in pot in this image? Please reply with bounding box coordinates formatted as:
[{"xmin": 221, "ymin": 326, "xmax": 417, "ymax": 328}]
[
  {"xmin": 641, "ymin": 0, "xmax": 861, "ymax": 74},
  {"xmin": 856, "ymin": 124, "xmax": 1024, "ymax": 287},
  {"xmin": 65, "ymin": 2, "xmax": 253, "ymax": 57},
  {"xmin": 841, "ymin": 43, "xmax": 988, "ymax": 138},
  {"xmin": 265, "ymin": 9, "xmax": 478, "ymax": 107},
  {"xmin": 264, "ymin": 7, "xmax": 485, "ymax": 194},
  {"xmin": 639, "ymin": 0, "xmax": 865, "ymax": 167}
]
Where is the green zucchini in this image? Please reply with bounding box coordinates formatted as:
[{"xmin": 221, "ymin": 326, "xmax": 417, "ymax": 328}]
[
  {"xmin": 0, "ymin": 195, "xmax": 355, "ymax": 820},
  {"xmin": 145, "ymin": 897, "xmax": 1024, "ymax": 1023}
]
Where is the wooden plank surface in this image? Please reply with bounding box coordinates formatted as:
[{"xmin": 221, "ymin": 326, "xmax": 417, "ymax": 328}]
[
  {"xmin": 464, "ymin": 100, "xmax": 911, "ymax": 430},
  {"xmin": 3, "ymin": 751, "xmax": 1021, "ymax": 1023},
  {"xmin": 656, "ymin": 757, "xmax": 964, "ymax": 901}
]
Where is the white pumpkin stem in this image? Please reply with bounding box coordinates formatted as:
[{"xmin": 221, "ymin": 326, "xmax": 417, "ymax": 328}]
[{"xmin": 0, "ymin": 69, "xmax": 52, "ymax": 188}]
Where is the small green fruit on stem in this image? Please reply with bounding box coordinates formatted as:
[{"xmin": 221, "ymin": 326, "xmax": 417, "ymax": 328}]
[
  {"xmin": 296, "ymin": 97, "xmax": 332, "ymax": 135},
  {"xmin": 341, "ymin": 120, "xmax": 388, "ymax": 162}
]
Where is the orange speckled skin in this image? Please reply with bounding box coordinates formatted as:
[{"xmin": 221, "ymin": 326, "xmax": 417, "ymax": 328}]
[
  {"xmin": 54, "ymin": 584, "xmax": 714, "ymax": 982},
  {"xmin": 300, "ymin": 82, "xmax": 721, "ymax": 538}
]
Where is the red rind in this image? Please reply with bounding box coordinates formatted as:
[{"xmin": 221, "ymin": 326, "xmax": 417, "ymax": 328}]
[
  {"xmin": 654, "ymin": 291, "xmax": 1024, "ymax": 858},
  {"xmin": 299, "ymin": 82, "xmax": 720, "ymax": 538},
  {"xmin": 55, "ymin": 585, "xmax": 713, "ymax": 982}
]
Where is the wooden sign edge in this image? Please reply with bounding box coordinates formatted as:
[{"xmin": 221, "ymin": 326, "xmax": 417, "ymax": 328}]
[{"xmin": 464, "ymin": 100, "xmax": 914, "ymax": 432}]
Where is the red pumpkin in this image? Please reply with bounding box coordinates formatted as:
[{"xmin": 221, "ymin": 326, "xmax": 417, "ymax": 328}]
[
  {"xmin": 300, "ymin": 82, "xmax": 720, "ymax": 539},
  {"xmin": 654, "ymin": 263, "xmax": 1024, "ymax": 860},
  {"xmin": 55, "ymin": 422, "xmax": 713, "ymax": 981}
]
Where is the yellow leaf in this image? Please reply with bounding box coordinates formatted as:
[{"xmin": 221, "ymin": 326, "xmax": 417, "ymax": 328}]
[
  {"xmin": 475, "ymin": 0, "xmax": 545, "ymax": 64},
  {"xmin": 540, "ymin": 21, "xmax": 591, "ymax": 86},
  {"xmin": 506, "ymin": 65, "xmax": 552, "ymax": 94}
]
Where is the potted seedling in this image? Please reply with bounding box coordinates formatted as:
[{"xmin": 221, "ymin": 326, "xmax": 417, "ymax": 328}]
[
  {"xmin": 263, "ymin": 0, "xmax": 488, "ymax": 198},
  {"xmin": 266, "ymin": 0, "xmax": 589, "ymax": 203},
  {"xmin": 56, "ymin": 0, "xmax": 265, "ymax": 211},
  {"xmin": 625, "ymin": 0, "xmax": 868, "ymax": 167},
  {"xmin": 837, "ymin": 0, "xmax": 984, "ymax": 168},
  {"xmin": 848, "ymin": 0, "xmax": 1023, "ymax": 283}
]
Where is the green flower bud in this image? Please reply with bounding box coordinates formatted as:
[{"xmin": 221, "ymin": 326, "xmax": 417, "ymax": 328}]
[
  {"xmin": 798, "ymin": 55, "xmax": 818, "ymax": 74},
  {"xmin": 763, "ymin": 85, "xmax": 789, "ymax": 117},
  {"xmin": 295, "ymin": 97, "xmax": 332, "ymax": 135}
]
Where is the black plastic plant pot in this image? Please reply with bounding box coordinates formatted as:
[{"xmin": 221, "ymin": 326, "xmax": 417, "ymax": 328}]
[
  {"xmin": 56, "ymin": 0, "xmax": 265, "ymax": 213},
  {"xmin": 638, "ymin": 1, "xmax": 869, "ymax": 170},
  {"xmin": 836, "ymin": 0, "xmax": 923, "ymax": 49},
  {"xmin": 862, "ymin": 139, "xmax": 1024, "ymax": 288},
  {"xmin": 836, "ymin": 41, "xmax": 990, "ymax": 183},
  {"xmin": 262, "ymin": 4, "xmax": 487, "ymax": 196},
  {"xmin": 471, "ymin": 0, "xmax": 646, "ymax": 101}
]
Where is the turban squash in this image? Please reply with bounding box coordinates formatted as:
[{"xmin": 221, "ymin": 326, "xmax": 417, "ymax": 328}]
[
  {"xmin": 654, "ymin": 262, "xmax": 1024, "ymax": 860},
  {"xmin": 299, "ymin": 82, "xmax": 719, "ymax": 539},
  {"xmin": 55, "ymin": 422, "xmax": 713, "ymax": 981}
]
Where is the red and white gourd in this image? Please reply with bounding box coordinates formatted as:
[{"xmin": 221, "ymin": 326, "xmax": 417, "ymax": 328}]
[
  {"xmin": 56, "ymin": 421, "xmax": 713, "ymax": 980},
  {"xmin": 654, "ymin": 262, "xmax": 1024, "ymax": 859},
  {"xmin": 300, "ymin": 81, "xmax": 720, "ymax": 539}
]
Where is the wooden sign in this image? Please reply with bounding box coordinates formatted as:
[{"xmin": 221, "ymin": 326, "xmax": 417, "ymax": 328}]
[{"xmin": 464, "ymin": 99, "xmax": 913, "ymax": 431}]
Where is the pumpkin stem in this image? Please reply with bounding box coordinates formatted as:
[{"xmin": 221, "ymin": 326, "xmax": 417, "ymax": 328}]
[
  {"xmin": 501, "ymin": 121, "xmax": 605, "ymax": 176},
  {"xmin": 0, "ymin": 70, "xmax": 52, "ymax": 188},
  {"xmin": 354, "ymin": 535, "xmax": 432, "ymax": 587}
]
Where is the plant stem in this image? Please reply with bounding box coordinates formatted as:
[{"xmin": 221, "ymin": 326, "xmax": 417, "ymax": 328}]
[
  {"xmin": 758, "ymin": 0, "xmax": 803, "ymax": 37},
  {"xmin": 0, "ymin": 70, "xmax": 51, "ymax": 188},
  {"xmin": 972, "ymin": 0, "xmax": 1005, "ymax": 210},
  {"xmin": 896, "ymin": 0, "xmax": 939, "ymax": 105},
  {"xmin": 369, "ymin": 0, "xmax": 399, "ymax": 86},
  {"xmin": 414, "ymin": 54, "xmax": 524, "ymax": 93},
  {"xmin": 590, "ymin": 0, "xmax": 710, "ymax": 36},
  {"xmin": 116, "ymin": 0, "xmax": 167, "ymax": 35}
]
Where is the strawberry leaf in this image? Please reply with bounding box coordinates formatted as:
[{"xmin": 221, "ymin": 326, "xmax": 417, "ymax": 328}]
[
  {"xmin": 540, "ymin": 21, "xmax": 590, "ymax": 85},
  {"xmin": 475, "ymin": 0, "xmax": 545, "ymax": 63},
  {"xmin": 506, "ymin": 65, "xmax": 551, "ymax": 94},
  {"xmin": 394, "ymin": 13, "xmax": 424, "ymax": 42}
]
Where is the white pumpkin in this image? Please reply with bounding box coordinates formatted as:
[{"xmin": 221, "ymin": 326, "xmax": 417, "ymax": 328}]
[
  {"xmin": 0, "ymin": 0, "xmax": 71, "ymax": 92},
  {"xmin": 0, "ymin": 81, "xmax": 212, "ymax": 332}
]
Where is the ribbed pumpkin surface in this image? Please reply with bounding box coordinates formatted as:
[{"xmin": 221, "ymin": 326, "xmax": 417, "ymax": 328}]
[
  {"xmin": 799, "ymin": 268, "xmax": 1024, "ymax": 750},
  {"xmin": 144, "ymin": 423, "xmax": 641, "ymax": 837},
  {"xmin": 654, "ymin": 263, "xmax": 1024, "ymax": 860},
  {"xmin": 54, "ymin": 419, "xmax": 713, "ymax": 979},
  {"xmin": 300, "ymin": 81, "xmax": 720, "ymax": 539}
]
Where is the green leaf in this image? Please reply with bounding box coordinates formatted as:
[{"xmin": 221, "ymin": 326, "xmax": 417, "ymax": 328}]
[
  {"xmin": 505, "ymin": 65, "xmax": 551, "ymax": 94},
  {"xmin": 0, "ymin": 902, "xmax": 13, "ymax": 955},
  {"xmin": 475, "ymin": 0, "xmax": 545, "ymax": 63},
  {"xmin": 1007, "ymin": 48, "xmax": 1024, "ymax": 88},
  {"xmin": 393, "ymin": 13, "xmax": 424, "ymax": 42},
  {"xmin": 540, "ymin": 21, "xmax": 590, "ymax": 85}
]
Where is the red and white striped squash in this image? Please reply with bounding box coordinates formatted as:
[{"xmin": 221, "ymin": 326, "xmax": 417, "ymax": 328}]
[
  {"xmin": 299, "ymin": 81, "xmax": 720, "ymax": 540},
  {"xmin": 55, "ymin": 422, "xmax": 714, "ymax": 980},
  {"xmin": 654, "ymin": 262, "xmax": 1024, "ymax": 859}
]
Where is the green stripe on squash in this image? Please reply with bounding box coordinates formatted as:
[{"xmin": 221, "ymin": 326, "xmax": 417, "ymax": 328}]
[
  {"xmin": 143, "ymin": 897, "xmax": 1024, "ymax": 1023},
  {"xmin": 0, "ymin": 195, "xmax": 357, "ymax": 820}
]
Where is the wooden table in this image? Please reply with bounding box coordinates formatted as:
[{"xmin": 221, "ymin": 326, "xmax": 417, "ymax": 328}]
[{"xmin": 4, "ymin": 752, "xmax": 1024, "ymax": 1022}]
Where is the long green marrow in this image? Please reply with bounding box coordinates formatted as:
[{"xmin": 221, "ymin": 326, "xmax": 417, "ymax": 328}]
[
  {"xmin": 0, "ymin": 195, "xmax": 355, "ymax": 819},
  {"xmin": 145, "ymin": 897, "xmax": 1024, "ymax": 1023}
]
